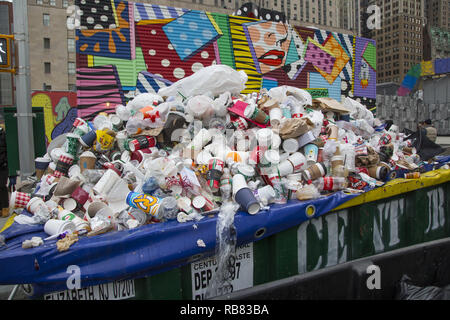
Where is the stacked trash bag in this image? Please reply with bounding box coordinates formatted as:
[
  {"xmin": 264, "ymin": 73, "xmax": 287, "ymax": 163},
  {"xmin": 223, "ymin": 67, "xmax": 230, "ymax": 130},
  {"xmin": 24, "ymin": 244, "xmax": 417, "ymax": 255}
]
[{"xmin": 9, "ymin": 65, "xmax": 449, "ymax": 250}]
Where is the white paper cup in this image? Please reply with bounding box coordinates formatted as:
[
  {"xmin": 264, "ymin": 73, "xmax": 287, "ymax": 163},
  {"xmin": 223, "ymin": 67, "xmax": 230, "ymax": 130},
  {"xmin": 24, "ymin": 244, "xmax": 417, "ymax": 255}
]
[
  {"xmin": 288, "ymin": 152, "xmax": 307, "ymax": 172},
  {"xmin": 232, "ymin": 174, "xmax": 248, "ymax": 197},
  {"xmin": 44, "ymin": 219, "xmax": 76, "ymax": 237},
  {"xmin": 50, "ymin": 148, "xmax": 63, "ymax": 163},
  {"xmin": 304, "ymin": 144, "xmax": 319, "ymax": 165},
  {"xmin": 277, "ymin": 160, "xmax": 294, "ymax": 176},
  {"xmin": 269, "ymin": 108, "xmax": 282, "ymax": 128},
  {"xmin": 63, "ymin": 198, "xmax": 78, "ymax": 211},
  {"xmin": 187, "ymin": 128, "xmax": 212, "ymax": 150},
  {"xmin": 283, "ymin": 139, "xmax": 299, "ymax": 154},
  {"xmin": 271, "ymin": 133, "xmax": 281, "ymax": 150},
  {"xmin": 26, "ymin": 197, "xmax": 46, "ymax": 215},
  {"xmin": 86, "ymin": 201, "xmax": 108, "ymax": 221},
  {"xmin": 256, "ymin": 128, "xmax": 273, "ymax": 148},
  {"xmin": 256, "ymin": 185, "xmax": 276, "ymax": 202},
  {"xmin": 93, "ymin": 169, "xmax": 120, "ymax": 195}
]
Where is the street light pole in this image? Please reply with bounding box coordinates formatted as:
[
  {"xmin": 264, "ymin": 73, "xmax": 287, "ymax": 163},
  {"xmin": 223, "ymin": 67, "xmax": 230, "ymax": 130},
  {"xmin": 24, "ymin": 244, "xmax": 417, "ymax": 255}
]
[{"xmin": 13, "ymin": 0, "xmax": 35, "ymax": 179}]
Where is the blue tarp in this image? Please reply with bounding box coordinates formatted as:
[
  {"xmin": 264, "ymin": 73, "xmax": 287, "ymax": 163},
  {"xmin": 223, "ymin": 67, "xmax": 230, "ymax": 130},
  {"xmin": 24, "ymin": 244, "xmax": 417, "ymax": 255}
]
[
  {"xmin": 0, "ymin": 191, "xmax": 358, "ymax": 296},
  {"xmin": 1, "ymin": 155, "xmax": 449, "ymax": 296}
]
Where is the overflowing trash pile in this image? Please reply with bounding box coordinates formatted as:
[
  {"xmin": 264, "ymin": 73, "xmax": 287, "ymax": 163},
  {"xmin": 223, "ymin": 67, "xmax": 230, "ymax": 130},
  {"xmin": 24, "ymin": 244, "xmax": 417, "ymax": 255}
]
[{"xmin": 9, "ymin": 65, "xmax": 448, "ymax": 251}]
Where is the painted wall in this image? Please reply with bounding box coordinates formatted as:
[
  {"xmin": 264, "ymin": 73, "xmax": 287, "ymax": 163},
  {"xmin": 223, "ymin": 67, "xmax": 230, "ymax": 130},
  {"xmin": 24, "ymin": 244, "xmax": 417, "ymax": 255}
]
[
  {"xmin": 31, "ymin": 91, "xmax": 78, "ymax": 144},
  {"xmin": 75, "ymin": 0, "xmax": 377, "ymax": 119}
]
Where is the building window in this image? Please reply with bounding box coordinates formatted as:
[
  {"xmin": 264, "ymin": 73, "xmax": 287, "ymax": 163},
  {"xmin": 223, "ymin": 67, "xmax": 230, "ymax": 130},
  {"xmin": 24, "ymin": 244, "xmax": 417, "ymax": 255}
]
[
  {"xmin": 68, "ymin": 62, "xmax": 76, "ymax": 75},
  {"xmin": 36, "ymin": 0, "xmax": 43, "ymax": 4},
  {"xmin": 50, "ymin": 0, "xmax": 56, "ymax": 6},
  {"xmin": 68, "ymin": 38, "xmax": 75, "ymax": 52},
  {"xmin": 43, "ymin": 38, "xmax": 50, "ymax": 49},
  {"xmin": 63, "ymin": 0, "xmax": 69, "ymax": 8},
  {"xmin": 44, "ymin": 62, "xmax": 51, "ymax": 74},
  {"xmin": 68, "ymin": 84, "xmax": 77, "ymax": 91},
  {"xmin": 43, "ymin": 14, "xmax": 50, "ymax": 26},
  {"xmin": 43, "ymin": 83, "xmax": 52, "ymax": 91}
]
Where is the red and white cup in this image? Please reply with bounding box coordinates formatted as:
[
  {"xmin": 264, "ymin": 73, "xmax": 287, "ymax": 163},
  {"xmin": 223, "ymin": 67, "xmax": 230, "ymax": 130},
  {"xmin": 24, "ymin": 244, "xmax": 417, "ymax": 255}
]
[
  {"xmin": 54, "ymin": 152, "xmax": 75, "ymax": 178},
  {"xmin": 192, "ymin": 195, "xmax": 215, "ymax": 212},
  {"xmin": 10, "ymin": 191, "xmax": 32, "ymax": 209},
  {"xmin": 288, "ymin": 152, "xmax": 307, "ymax": 173}
]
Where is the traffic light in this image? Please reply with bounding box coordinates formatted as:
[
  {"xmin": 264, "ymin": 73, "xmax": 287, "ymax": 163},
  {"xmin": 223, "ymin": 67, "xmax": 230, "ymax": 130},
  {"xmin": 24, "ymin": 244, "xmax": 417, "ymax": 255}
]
[{"xmin": 0, "ymin": 34, "xmax": 12, "ymax": 69}]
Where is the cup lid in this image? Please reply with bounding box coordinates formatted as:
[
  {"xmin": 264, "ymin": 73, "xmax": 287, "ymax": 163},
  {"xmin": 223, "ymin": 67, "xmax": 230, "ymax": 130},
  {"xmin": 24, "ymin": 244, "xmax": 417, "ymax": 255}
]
[
  {"xmin": 237, "ymin": 164, "xmax": 255, "ymax": 177},
  {"xmin": 243, "ymin": 103, "xmax": 256, "ymax": 118},
  {"xmin": 283, "ymin": 139, "xmax": 299, "ymax": 153},
  {"xmin": 80, "ymin": 151, "xmax": 96, "ymax": 158},
  {"xmin": 264, "ymin": 150, "xmax": 280, "ymax": 164},
  {"xmin": 192, "ymin": 196, "xmax": 206, "ymax": 210}
]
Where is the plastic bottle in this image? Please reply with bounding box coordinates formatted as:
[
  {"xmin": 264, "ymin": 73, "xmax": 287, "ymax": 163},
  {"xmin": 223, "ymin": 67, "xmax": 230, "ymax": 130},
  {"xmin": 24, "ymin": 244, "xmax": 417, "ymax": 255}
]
[
  {"xmin": 220, "ymin": 168, "xmax": 232, "ymax": 201},
  {"xmin": 312, "ymin": 177, "xmax": 347, "ymax": 192}
]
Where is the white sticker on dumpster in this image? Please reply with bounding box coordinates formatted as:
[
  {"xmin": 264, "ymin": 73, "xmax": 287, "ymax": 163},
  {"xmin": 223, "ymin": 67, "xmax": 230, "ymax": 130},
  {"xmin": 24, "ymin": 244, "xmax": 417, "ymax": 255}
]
[
  {"xmin": 43, "ymin": 279, "xmax": 135, "ymax": 300},
  {"xmin": 191, "ymin": 243, "xmax": 254, "ymax": 300}
]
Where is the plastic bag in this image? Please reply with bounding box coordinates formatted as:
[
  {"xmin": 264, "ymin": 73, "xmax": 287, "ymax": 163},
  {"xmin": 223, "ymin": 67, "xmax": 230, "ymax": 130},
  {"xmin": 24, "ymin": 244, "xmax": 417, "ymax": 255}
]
[
  {"xmin": 126, "ymin": 93, "xmax": 164, "ymax": 111},
  {"xmin": 396, "ymin": 275, "xmax": 450, "ymax": 300},
  {"xmin": 158, "ymin": 65, "xmax": 248, "ymax": 99},
  {"xmin": 343, "ymin": 97, "xmax": 374, "ymax": 126}
]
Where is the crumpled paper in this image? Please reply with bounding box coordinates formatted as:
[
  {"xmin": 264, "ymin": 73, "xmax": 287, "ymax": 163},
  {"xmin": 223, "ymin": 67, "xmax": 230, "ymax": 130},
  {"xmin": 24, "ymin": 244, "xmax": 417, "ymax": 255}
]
[
  {"xmin": 22, "ymin": 237, "xmax": 44, "ymax": 249},
  {"xmin": 280, "ymin": 118, "xmax": 314, "ymax": 139},
  {"xmin": 56, "ymin": 233, "xmax": 79, "ymax": 252}
]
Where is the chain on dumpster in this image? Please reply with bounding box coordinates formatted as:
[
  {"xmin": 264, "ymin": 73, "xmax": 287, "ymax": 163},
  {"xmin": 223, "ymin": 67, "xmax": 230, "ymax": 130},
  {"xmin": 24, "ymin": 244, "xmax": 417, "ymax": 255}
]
[{"xmin": 7, "ymin": 64, "xmax": 448, "ymax": 259}]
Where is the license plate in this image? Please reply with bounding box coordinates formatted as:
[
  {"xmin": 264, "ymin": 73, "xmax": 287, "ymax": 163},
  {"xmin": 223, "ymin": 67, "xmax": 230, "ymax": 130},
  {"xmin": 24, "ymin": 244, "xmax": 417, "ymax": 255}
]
[{"xmin": 44, "ymin": 279, "xmax": 135, "ymax": 300}]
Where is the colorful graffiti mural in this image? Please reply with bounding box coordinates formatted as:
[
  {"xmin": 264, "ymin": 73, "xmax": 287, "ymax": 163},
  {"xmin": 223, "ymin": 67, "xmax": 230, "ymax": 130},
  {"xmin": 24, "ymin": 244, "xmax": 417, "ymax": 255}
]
[
  {"xmin": 31, "ymin": 91, "xmax": 78, "ymax": 143},
  {"xmin": 76, "ymin": 0, "xmax": 376, "ymax": 118},
  {"xmin": 398, "ymin": 58, "xmax": 450, "ymax": 96}
]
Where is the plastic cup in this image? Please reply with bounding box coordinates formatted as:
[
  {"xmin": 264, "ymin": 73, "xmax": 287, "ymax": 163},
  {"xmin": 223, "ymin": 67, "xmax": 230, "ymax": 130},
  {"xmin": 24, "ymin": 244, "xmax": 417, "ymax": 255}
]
[
  {"xmin": 44, "ymin": 219, "xmax": 76, "ymax": 237},
  {"xmin": 234, "ymin": 188, "xmax": 261, "ymax": 215}
]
